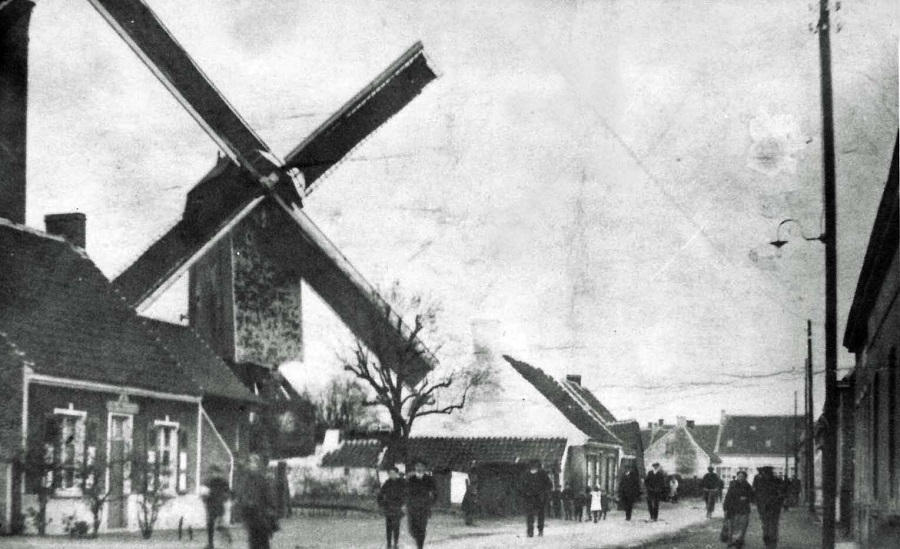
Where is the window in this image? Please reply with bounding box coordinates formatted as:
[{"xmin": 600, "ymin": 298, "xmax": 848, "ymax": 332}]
[
  {"xmin": 765, "ymin": 439, "xmax": 772, "ymax": 448},
  {"xmin": 750, "ymin": 425, "xmax": 757, "ymax": 431},
  {"xmin": 726, "ymin": 439, "xmax": 734, "ymax": 448},
  {"xmin": 151, "ymin": 419, "xmax": 187, "ymax": 493},
  {"xmin": 52, "ymin": 406, "xmax": 87, "ymax": 495}
]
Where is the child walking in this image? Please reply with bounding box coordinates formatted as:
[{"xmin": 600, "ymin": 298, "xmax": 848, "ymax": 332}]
[{"xmin": 590, "ymin": 486, "xmax": 603, "ymax": 523}]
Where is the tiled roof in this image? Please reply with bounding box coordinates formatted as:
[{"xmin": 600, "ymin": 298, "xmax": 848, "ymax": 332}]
[
  {"xmin": 143, "ymin": 319, "xmax": 259, "ymax": 403},
  {"xmin": 717, "ymin": 415, "xmax": 801, "ymax": 456},
  {"xmin": 609, "ymin": 420, "xmax": 644, "ymax": 458},
  {"xmin": 564, "ymin": 382, "xmax": 617, "ymax": 423},
  {"xmin": 0, "ymin": 222, "xmax": 199, "ymax": 395},
  {"xmin": 690, "ymin": 424, "xmax": 721, "ymax": 462},
  {"xmin": 503, "ymin": 355, "xmax": 622, "ymax": 446},
  {"xmin": 844, "ymin": 136, "xmax": 898, "ymax": 351},
  {"xmin": 321, "ymin": 439, "xmax": 385, "ymax": 468},
  {"xmin": 405, "ymin": 437, "xmax": 568, "ymax": 472}
]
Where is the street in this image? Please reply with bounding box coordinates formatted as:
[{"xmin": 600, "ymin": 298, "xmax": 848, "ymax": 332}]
[
  {"xmin": 626, "ymin": 508, "xmax": 825, "ymax": 549},
  {"xmin": 2, "ymin": 501, "xmax": 712, "ymax": 549}
]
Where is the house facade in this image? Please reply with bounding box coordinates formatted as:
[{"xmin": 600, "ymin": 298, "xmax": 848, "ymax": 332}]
[
  {"xmin": 0, "ymin": 219, "xmax": 258, "ymax": 535},
  {"xmin": 842, "ymin": 137, "xmax": 899, "ymax": 548},
  {"xmin": 714, "ymin": 412, "xmax": 800, "ymax": 482},
  {"xmin": 502, "ymin": 356, "xmax": 644, "ymax": 496},
  {"xmin": 641, "ymin": 417, "xmax": 720, "ymax": 478}
]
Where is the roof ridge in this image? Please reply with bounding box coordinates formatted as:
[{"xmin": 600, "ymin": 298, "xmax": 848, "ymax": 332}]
[{"xmin": 0, "ymin": 217, "xmax": 92, "ymax": 260}]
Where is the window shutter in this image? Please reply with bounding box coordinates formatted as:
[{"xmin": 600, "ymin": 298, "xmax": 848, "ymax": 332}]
[{"xmin": 178, "ymin": 430, "xmax": 188, "ymax": 492}]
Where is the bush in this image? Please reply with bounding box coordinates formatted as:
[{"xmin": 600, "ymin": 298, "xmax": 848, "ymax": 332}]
[{"xmin": 63, "ymin": 515, "xmax": 90, "ymax": 538}]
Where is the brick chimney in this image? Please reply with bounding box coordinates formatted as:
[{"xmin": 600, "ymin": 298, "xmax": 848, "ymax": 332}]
[
  {"xmin": 676, "ymin": 416, "xmax": 687, "ymax": 428},
  {"xmin": 45, "ymin": 213, "xmax": 86, "ymax": 249},
  {"xmin": 566, "ymin": 374, "xmax": 582, "ymax": 386},
  {"xmin": 687, "ymin": 419, "xmax": 695, "ymax": 429},
  {"xmin": 0, "ymin": 0, "xmax": 35, "ymax": 224}
]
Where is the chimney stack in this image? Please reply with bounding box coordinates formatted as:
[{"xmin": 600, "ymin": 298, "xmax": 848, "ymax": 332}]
[
  {"xmin": 566, "ymin": 374, "xmax": 582, "ymax": 386},
  {"xmin": 676, "ymin": 416, "xmax": 687, "ymax": 428},
  {"xmin": 45, "ymin": 213, "xmax": 86, "ymax": 249},
  {"xmin": 0, "ymin": 0, "xmax": 35, "ymax": 225},
  {"xmin": 687, "ymin": 420, "xmax": 695, "ymax": 429},
  {"xmin": 658, "ymin": 419, "xmax": 664, "ymax": 426}
]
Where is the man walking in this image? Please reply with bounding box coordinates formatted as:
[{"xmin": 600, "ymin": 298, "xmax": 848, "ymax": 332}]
[
  {"xmin": 377, "ymin": 466, "xmax": 406, "ymax": 549},
  {"xmin": 644, "ymin": 462, "xmax": 667, "ymax": 521},
  {"xmin": 561, "ymin": 482, "xmax": 574, "ymax": 520},
  {"xmin": 722, "ymin": 471, "xmax": 754, "ymax": 548},
  {"xmin": 202, "ymin": 464, "xmax": 232, "ymax": 549},
  {"xmin": 407, "ymin": 460, "xmax": 437, "ymax": 549},
  {"xmin": 753, "ymin": 466, "xmax": 785, "ymax": 549},
  {"xmin": 236, "ymin": 454, "xmax": 278, "ymax": 549},
  {"xmin": 518, "ymin": 460, "xmax": 552, "ymax": 537},
  {"xmin": 618, "ymin": 465, "xmax": 642, "ymax": 521},
  {"xmin": 702, "ymin": 466, "xmax": 721, "ymax": 519}
]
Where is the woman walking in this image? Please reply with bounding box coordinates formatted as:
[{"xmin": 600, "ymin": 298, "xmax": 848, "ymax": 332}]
[{"xmin": 721, "ymin": 471, "xmax": 754, "ymax": 548}]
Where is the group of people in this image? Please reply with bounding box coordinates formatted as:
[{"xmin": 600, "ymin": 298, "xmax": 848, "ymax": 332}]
[
  {"xmin": 548, "ymin": 483, "xmax": 612, "ymax": 523},
  {"xmin": 721, "ymin": 466, "xmax": 789, "ymax": 548},
  {"xmin": 375, "ymin": 460, "xmax": 439, "ymax": 549},
  {"xmin": 200, "ymin": 453, "xmax": 282, "ymax": 549}
]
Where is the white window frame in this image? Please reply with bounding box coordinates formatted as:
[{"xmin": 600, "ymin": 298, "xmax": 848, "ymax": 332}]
[
  {"xmin": 106, "ymin": 413, "xmax": 134, "ymax": 498},
  {"xmin": 52, "ymin": 406, "xmax": 87, "ymax": 497},
  {"xmin": 153, "ymin": 419, "xmax": 181, "ymax": 495}
]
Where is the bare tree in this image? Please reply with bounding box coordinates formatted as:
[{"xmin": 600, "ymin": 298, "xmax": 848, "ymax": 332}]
[{"xmin": 342, "ymin": 281, "xmax": 496, "ymax": 465}]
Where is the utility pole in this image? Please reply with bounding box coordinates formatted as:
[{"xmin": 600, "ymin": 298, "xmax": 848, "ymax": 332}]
[
  {"xmin": 807, "ymin": 323, "xmax": 816, "ymax": 514},
  {"xmin": 817, "ymin": 0, "xmax": 839, "ymax": 546},
  {"xmin": 794, "ymin": 390, "xmax": 799, "ymax": 477}
]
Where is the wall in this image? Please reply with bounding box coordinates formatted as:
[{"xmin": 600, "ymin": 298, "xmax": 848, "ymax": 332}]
[
  {"xmin": 188, "ymin": 237, "xmax": 236, "ymax": 362},
  {"xmin": 0, "ymin": 354, "xmax": 22, "ymax": 532},
  {"xmin": 232, "ymin": 202, "xmax": 304, "ymax": 368},
  {"xmin": 24, "ymin": 383, "xmax": 200, "ymax": 534},
  {"xmin": 716, "ymin": 455, "xmax": 796, "ymax": 485},
  {"xmin": 853, "ymin": 249, "xmax": 900, "ymax": 547}
]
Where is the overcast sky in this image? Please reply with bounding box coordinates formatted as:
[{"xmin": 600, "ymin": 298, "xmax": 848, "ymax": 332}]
[{"xmin": 24, "ymin": 0, "xmax": 898, "ymax": 429}]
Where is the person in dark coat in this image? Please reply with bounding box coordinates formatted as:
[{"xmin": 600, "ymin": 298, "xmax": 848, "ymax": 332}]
[
  {"xmin": 518, "ymin": 460, "xmax": 552, "ymax": 537},
  {"xmin": 237, "ymin": 454, "xmax": 278, "ymax": 549},
  {"xmin": 561, "ymin": 482, "xmax": 575, "ymax": 520},
  {"xmin": 645, "ymin": 462, "xmax": 667, "ymax": 521},
  {"xmin": 378, "ymin": 467, "xmax": 406, "ymax": 548},
  {"xmin": 550, "ymin": 485, "xmax": 562, "ymax": 519},
  {"xmin": 619, "ymin": 465, "xmax": 642, "ymax": 521},
  {"xmin": 202, "ymin": 464, "xmax": 232, "ymax": 549},
  {"xmin": 702, "ymin": 467, "xmax": 722, "ymax": 519},
  {"xmin": 753, "ymin": 466, "xmax": 786, "ymax": 549},
  {"xmin": 573, "ymin": 486, "xmax": 588, "ymax": 522},
  {"xmin": 722, "ymin": 471, "xmax": 754, "ymax": 548},
  {"xmin": 406, "ymin": 460, "xmax": 437, "ymax": 549},
  {"xmin": 461, "ymin": 480, "xmax": 479, "ymax": 526}
]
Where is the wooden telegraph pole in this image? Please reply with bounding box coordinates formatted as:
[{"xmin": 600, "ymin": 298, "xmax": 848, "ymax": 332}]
[{"xmin": 816, "ymin": 0, "xmax": 839, "ymax": 546}]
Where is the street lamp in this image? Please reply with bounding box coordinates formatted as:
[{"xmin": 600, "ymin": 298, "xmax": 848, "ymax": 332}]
[
  {"xmin": 768, "ymin": 1, "xmax": 840, "ymax": 545},
  {"xmin": 769, "ymin": 219, "xmax": 824, "ymax": 249}
]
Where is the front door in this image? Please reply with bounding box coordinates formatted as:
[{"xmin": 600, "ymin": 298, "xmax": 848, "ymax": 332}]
[{"xmin": 107, "ymin": 415, "xmax": 132, "ymax": 529}]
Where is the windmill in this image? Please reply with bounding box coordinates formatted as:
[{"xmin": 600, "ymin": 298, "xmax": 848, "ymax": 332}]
[{"xmin": 82, "ymin": 0, "xmax": 439, "ymax": 384}]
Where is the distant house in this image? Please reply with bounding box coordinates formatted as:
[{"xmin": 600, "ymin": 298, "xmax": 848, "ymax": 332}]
[
  {"xmin": 406, "ymin": 436, "xmax": 568, "ymax": 514},
  {"xmin": 714, "ymin": 412, "xmax": 801, "ymax": 481},
  {"xmin": 842, "ymin": 137, "xmax": 898, "ymax": 547},
  {"xmin": 503, "ymin": 356, "xmax": 644, "ymax": 495},
  {"xmin": 0, "ymin": 218, "xmax": 259, "ymax": 535},
  {"xmin": 641, "ymin": 417, "xmax": 721, "ymax": 478}
]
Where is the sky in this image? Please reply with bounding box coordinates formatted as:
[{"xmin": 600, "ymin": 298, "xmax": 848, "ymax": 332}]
[{"xmin": 23, "ymin": 0, "xmax": 899, "ymax": 429}]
